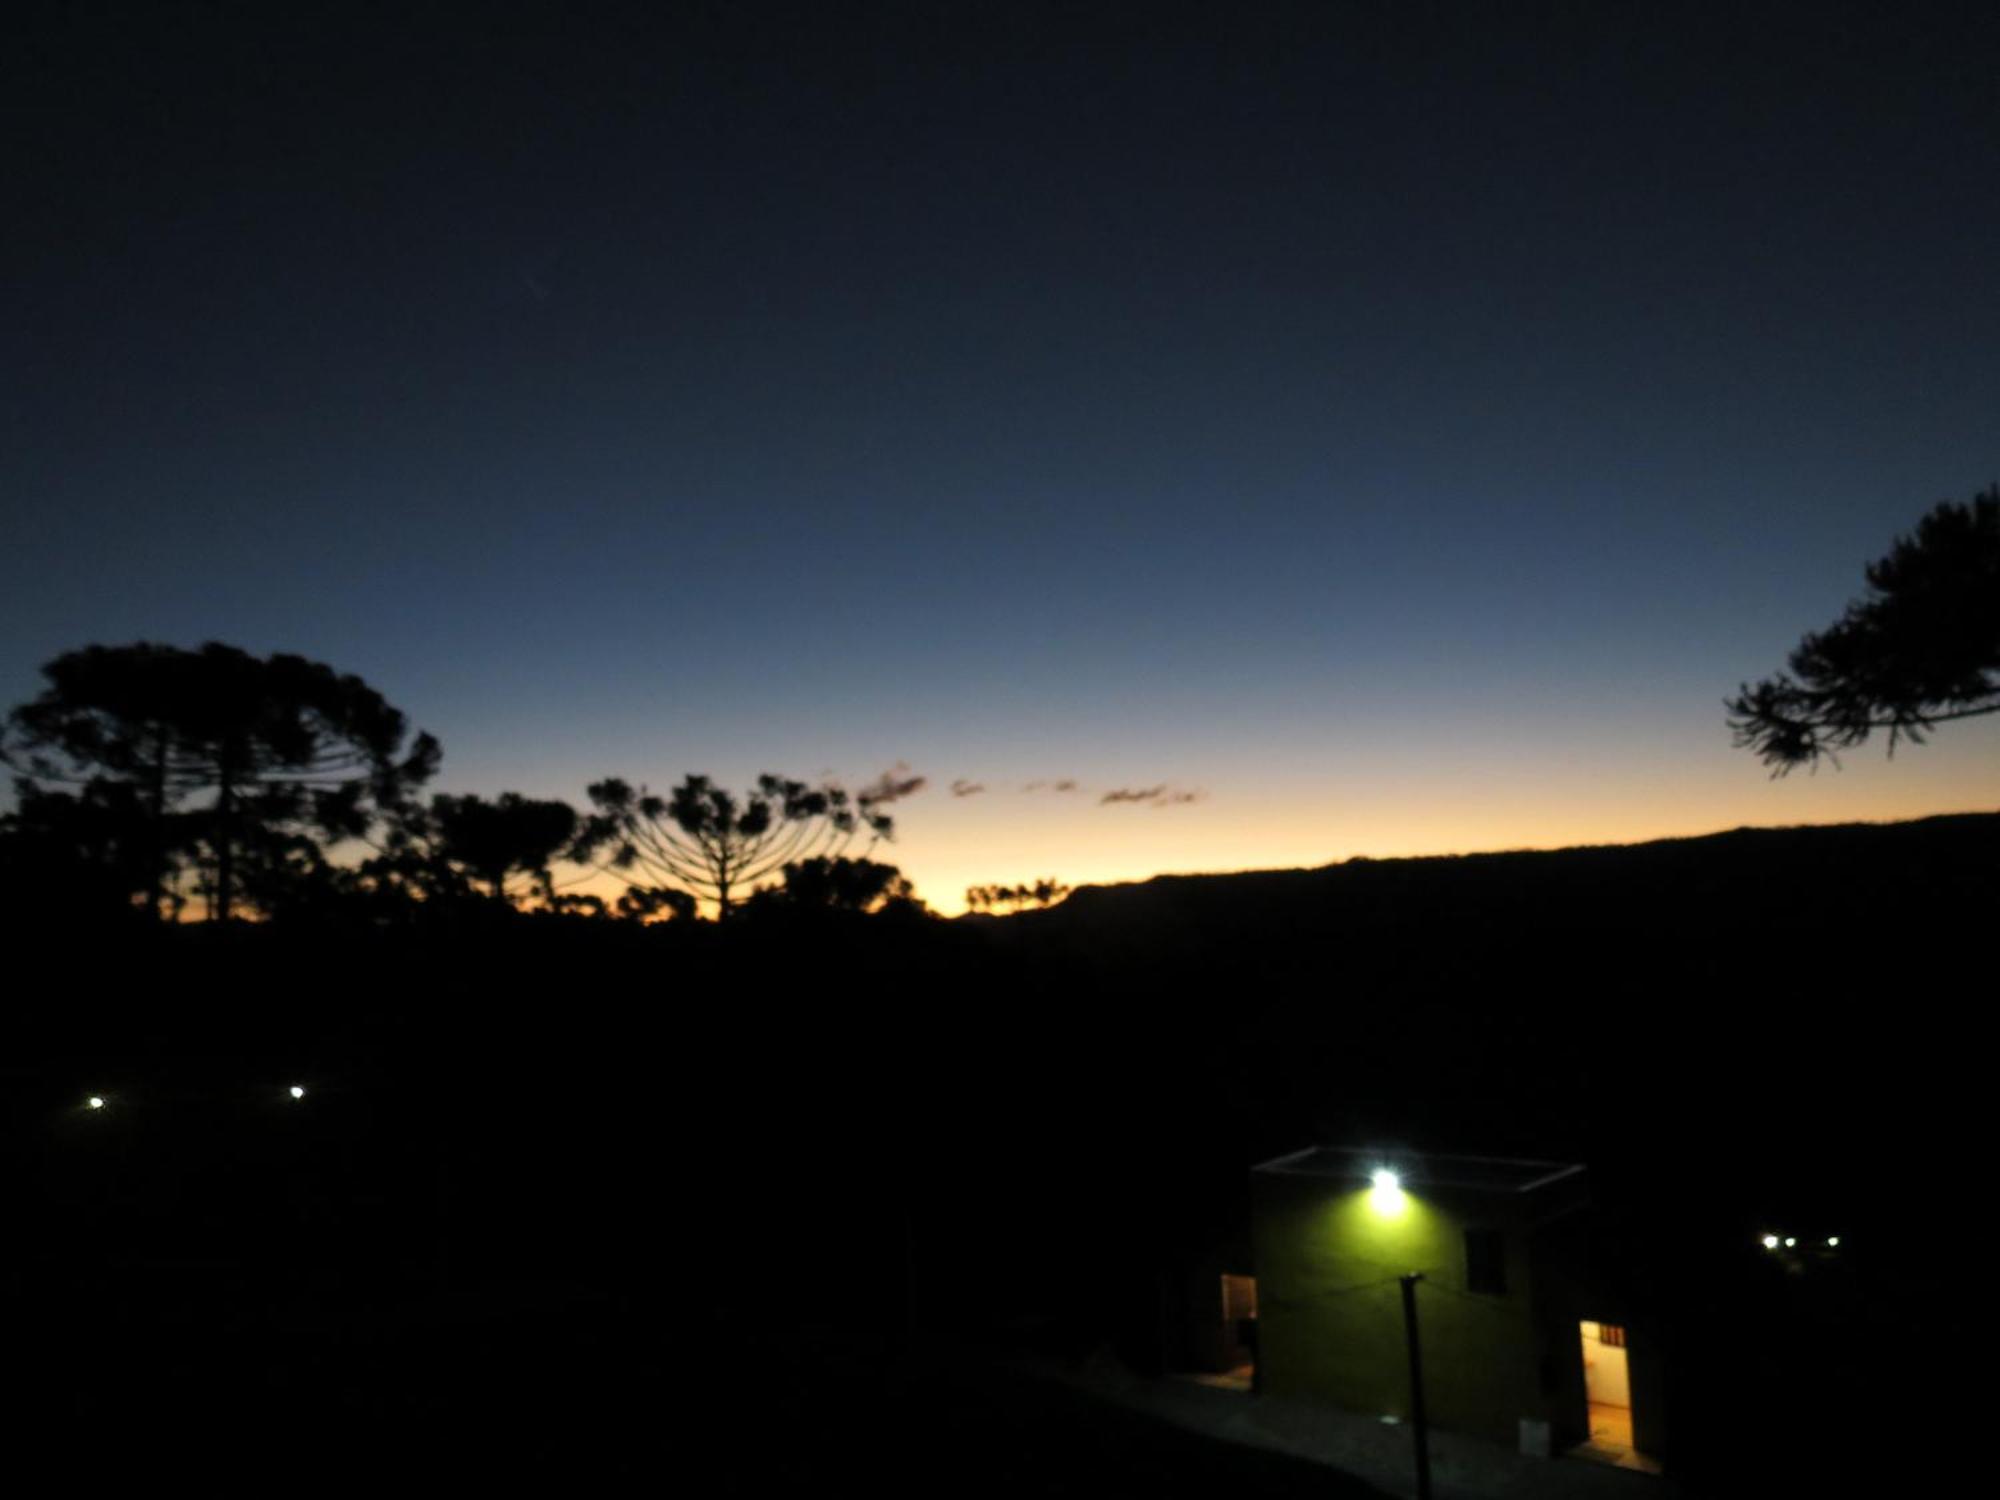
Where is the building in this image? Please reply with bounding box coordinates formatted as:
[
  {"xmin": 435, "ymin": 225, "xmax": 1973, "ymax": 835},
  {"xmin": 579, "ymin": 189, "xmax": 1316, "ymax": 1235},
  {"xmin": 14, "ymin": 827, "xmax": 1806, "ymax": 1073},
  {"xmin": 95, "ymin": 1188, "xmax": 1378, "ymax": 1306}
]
[{"xmin": 1245, "ymin": 1146, "xmax": 1665, "ymax": 1472}]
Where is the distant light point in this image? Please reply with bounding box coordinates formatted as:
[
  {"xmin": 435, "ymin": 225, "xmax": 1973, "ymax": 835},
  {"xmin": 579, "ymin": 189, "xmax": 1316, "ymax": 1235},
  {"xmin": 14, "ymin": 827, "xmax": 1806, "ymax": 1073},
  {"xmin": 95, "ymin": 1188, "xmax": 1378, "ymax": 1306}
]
[
  {"xmin": 1760, "ymin": 1234, "xmax": 1780, "ymax": 1250},
  {"xmin": 289, "ymin": 1085, "xmax": 306, "ymax": 1100},
  {"xmin": 86, "ymin": 1096, "xmax": 105, "ymax": 1110}
]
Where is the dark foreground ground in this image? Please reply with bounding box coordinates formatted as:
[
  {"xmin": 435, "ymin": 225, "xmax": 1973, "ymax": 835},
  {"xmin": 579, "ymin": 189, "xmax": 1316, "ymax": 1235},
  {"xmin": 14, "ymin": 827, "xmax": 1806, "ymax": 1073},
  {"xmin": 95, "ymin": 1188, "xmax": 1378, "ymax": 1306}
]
[
  {"xmin": 15, "ymin": 1273, "xmax": 1384, "ymax": 1496},
  {"xmin": 13, "ymin": 813, "xmax": 1987, "ymax": 1491}
]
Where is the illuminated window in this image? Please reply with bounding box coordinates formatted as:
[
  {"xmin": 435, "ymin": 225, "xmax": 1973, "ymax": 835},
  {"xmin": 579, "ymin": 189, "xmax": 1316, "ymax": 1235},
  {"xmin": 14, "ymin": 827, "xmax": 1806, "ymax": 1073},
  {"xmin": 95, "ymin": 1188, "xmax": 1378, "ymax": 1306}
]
[
  {"xmin": 1465, "ymin": 1227, "xmax": 1506, "ymax": 1295},
  {"xmin": 1597, "ymin": 1323, "xmax": 1627, "ymax": 1348}
]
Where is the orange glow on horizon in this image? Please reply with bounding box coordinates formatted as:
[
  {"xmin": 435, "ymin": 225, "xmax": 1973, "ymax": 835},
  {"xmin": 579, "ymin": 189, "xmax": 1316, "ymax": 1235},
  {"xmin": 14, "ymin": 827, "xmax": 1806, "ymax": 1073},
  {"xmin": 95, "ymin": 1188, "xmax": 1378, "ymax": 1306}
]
[{"xmin": 891, "ymin": 746, "xmax": 2000, "ymax": 915}]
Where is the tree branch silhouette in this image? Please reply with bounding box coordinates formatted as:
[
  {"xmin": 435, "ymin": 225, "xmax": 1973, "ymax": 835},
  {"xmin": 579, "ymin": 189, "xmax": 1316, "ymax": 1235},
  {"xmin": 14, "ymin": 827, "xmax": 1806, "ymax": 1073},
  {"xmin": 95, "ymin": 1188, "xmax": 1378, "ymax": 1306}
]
[{"xmin": 1727, "ymin": 491, "xmax": 2000, "ymax": 773}]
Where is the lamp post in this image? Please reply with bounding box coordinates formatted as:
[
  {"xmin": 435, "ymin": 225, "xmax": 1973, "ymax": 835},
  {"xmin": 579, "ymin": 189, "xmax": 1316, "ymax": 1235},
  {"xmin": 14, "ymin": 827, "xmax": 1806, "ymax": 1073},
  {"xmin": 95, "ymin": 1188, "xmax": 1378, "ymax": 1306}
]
[
  {"xmin": 903, "ymin": 1196, "xmax": 919, "ymax": 1361},
  {"xmin": 1399, "ymin": 1271, "xmax": 1433, "ymax": 1500}
]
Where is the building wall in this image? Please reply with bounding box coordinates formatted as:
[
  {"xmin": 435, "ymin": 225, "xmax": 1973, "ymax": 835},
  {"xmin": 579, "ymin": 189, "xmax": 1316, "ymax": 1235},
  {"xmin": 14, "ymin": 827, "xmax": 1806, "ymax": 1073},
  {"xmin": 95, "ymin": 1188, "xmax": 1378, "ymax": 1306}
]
[
  {"xmin": 1155, "ymin": 1262, "xmax": 1229, "ymax": 1372},
  {"xmin": 1528, "ymin": 1213, "xmax": 1592, "ymax": 1450},
  {"xmin": 1252, "ymin": 1170, "xmax": 1558, "ymax": 1448},
  {"xmin": 1628, "ymin": 1326, "xmax": 1669, "ymax": 1458}
]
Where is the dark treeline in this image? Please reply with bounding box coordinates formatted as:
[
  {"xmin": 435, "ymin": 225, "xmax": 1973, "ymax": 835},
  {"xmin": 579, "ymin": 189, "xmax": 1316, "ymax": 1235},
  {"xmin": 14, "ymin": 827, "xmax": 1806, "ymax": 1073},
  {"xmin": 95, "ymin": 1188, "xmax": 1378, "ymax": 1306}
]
[{"xmin": 0, "ymin": 641, "xmax": 929, "ymax": 929}]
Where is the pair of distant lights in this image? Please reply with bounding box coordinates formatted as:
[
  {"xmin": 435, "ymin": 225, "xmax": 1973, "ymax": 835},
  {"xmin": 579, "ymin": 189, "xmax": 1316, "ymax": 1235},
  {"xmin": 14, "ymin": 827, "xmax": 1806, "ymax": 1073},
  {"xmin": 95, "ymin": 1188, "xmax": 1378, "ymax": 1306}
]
[
  {"xmin": 86, "ymin": 1087, "xmax": 306, "ymax": 1109},
  {"xmin": 1761, "ymin": 1233, "xmax": 1839, "ymax": 1250}
]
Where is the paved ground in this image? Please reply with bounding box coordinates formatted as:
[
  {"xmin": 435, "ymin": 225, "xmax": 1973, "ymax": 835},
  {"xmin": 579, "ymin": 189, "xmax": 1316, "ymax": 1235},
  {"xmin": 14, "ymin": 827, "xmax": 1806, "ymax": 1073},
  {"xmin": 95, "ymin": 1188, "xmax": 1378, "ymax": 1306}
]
[{"xmin": 1010, "ymin": 1349, "xmax": 1683, "ymax": 1500}]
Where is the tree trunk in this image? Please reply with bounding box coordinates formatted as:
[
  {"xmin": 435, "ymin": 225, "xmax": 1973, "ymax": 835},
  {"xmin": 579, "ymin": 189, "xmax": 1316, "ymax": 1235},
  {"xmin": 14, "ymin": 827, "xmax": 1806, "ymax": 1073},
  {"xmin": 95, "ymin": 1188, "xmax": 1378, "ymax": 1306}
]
[
  {"xmin": 214, "ymin": 757, "xmax": 235, "ymax": 924},
  {"xmin": 149, "ymin": 726, "xmax": 170, "ymax": 922}
]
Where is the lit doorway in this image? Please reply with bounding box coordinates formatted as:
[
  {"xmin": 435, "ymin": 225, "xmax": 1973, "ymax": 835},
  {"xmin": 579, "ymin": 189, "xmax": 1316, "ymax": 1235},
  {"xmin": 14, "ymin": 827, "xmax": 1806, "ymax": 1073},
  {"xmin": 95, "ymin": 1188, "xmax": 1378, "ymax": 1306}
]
[
  {"xmin": 1220, "ymin": 1273, "xmax": 1258, "ymax": 1382},
  {"xmin": 1185, "ymin": 1274, "xmax": 1258, "ymax": 1390},
  {"xmin": 1576, "ymin": 1320, "xmax": 1658, "ymax": 1471}
]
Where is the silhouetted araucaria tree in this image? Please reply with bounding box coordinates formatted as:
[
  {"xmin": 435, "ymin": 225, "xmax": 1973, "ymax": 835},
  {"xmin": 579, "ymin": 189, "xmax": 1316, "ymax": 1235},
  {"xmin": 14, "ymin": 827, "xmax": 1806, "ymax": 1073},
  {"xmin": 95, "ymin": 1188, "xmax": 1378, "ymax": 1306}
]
[
  {"xmin": 365, "ymin": 790, "xmax": 581, "ymax": 909},
  {"xmin": 1, "ymin": 641, "xmax": 439, "ymax": 921},
  {"xmin": 578, "ymin": 774, "xmax": 893, "ymax": 919}
]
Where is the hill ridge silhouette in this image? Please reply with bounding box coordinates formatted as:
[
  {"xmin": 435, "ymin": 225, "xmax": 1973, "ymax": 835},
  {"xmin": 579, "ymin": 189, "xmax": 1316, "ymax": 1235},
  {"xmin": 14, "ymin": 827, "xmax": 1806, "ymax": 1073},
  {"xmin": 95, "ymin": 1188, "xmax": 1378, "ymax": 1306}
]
[{"xmin": 999, "ymin": 808, "xmax": 1998, "ymax": 925}]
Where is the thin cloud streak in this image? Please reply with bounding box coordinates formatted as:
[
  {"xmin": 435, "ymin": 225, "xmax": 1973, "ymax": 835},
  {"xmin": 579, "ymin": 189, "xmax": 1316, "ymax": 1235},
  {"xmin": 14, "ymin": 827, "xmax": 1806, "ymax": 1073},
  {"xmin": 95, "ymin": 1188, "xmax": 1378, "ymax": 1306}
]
[
  {"xmin": 857, "ymin": 762, "xmax": 927, "ymax": 807},
  {"xmin": 1099, "ymin": 785, "xmax": 1204, "ymax": 808}
]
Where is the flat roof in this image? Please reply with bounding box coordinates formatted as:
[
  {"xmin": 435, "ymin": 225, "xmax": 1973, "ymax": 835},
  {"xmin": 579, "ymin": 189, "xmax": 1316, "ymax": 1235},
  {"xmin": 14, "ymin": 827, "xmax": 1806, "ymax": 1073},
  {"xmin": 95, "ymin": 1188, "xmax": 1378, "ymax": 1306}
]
[{"xmin": 1252, "ymin": 1145, "xmax": 1584, "ymax": 1194}]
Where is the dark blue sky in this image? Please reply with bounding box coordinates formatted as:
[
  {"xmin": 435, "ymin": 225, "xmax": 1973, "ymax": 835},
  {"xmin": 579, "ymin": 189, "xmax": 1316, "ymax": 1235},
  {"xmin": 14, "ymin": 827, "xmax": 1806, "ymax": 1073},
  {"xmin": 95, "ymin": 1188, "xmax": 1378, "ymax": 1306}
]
[{"xmin": 6, "ymin": 3, "xmax": 1996, "ymax": 906}]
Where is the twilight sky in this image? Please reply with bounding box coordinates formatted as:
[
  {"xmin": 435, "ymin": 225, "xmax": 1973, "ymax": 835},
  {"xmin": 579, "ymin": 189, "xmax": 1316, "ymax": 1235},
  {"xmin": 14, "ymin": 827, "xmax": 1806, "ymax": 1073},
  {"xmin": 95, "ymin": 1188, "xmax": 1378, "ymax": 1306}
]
[{"xmin": 5, "ymin": 3, "xmax": 1997, "ymax": 911}]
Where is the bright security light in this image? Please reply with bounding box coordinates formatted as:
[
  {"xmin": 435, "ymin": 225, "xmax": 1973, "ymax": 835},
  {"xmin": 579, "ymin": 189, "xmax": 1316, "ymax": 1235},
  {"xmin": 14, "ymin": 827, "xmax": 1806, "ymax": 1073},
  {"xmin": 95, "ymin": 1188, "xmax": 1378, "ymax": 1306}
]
[
  {"xmin": 1368, "ymin": 1167, "xmax": 1407, "ymax": 1215},
  {"xmin": 1826, "ymin": 1236, "xmax": 1840, "ymax": 1248},
  {"xmin": 86, "ymin": 1096, "xmax": 105, "ymax": 1110},
  {"xmin": 1761, "ymin": 1234, "xmax": 1780, "ymax": 1250},
  {"xmin": 289, "ymin": 1086, "xmax": 306, "ymax": 1100},
  {"xmin": 1783, "ymin": 1237, "xmax": 1797, "ymax": 1248}
]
